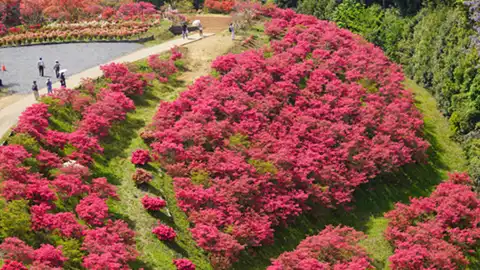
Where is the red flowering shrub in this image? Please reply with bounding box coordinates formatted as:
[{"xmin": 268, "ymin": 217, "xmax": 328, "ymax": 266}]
[
  {"xmin": 131, "ymin": 149, "xmax": 151, "ymax": 165},
  {"xmin": 52, "ymin": 174, "xmax": 88, "ymax": 197},
  {"xmin": 1, "ymin": 260, "xmax": 27, "ymax": 270},
  {"xmin": 141, "ymin": 195, "xmax": 166, "ymax": 211},
  {"xmin": 91, "ymin": 177, "xmax": 119, "ymax": 199},
  {"xmin": 173, "ymin": 258, "xmax": 196, "ymax": 270},
  {"xmin": 33, "ymin": 244, "xmax": 67, "ymax": 268},
  {"xmin": 268, "ymin": 226, "xmax": 373, "ymax": 270},
  {"xmin": 25, "ymin": 175, "xmax": 57, "ymax": 203},
  {"xmin": 204, "ymin": 0, "xmax": 235, "ymax": 13},
  {"xmin": 117, "ymin": 1, "xmax": 157, "ymax": 19},
  {"xmin": 0, "ymin": 145, "xmax": 31, "ymax": 184},
  {"xmin": 152, "ymin": 223, "xmax": 176, "ymax": 241},
  {"xmin": 0, "ymin": 237, "xmax": 34, "ymax": 264},
  {"xmin": 385, "ymin": 173, "xmax": 480, "ymax": 270},
  {"xmin": 147, "ymin": 8, "xmax": 428, "ymax": 267},
  {"xmin": 82, "ymin": 220, "xmax": 138, "ymax": 269},
  {"xmin": 0, "ymin": 23, "xmax": 7, "ymax": 36},
  {"xmin": 36, "ymin": 149, "xmax": 62, "ymax": 170},
  {"xmin": 15, "ymin": 103, "xmax": 50, "ymax": 140},
  {"xmin": 132, "ymin": 168, "xmax": 153, "ymax": 184},
  {"xmin": 75, "ymin": 194, "xmax": 108, "ymax": 226},
  {"xmin": 100, "ymin": 62, "xmax": 147, "ymax": 96},
  {"xmin": 170, "ymin": 46, "xmax": 183, "ymax": 61},
  {"xmin": 147, "ymin": 54, "xmax": 177, "ymax": 83}
]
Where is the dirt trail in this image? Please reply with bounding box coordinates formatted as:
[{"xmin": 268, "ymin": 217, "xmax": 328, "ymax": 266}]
[{"xmin": 188, "ymin": 14, "xmax": 232, "ymax": 33}]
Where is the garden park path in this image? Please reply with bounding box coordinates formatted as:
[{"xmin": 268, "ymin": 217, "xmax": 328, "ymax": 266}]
[{"xmin": 0, "ymin": 33, "xmax": 213, "ymax": 139}]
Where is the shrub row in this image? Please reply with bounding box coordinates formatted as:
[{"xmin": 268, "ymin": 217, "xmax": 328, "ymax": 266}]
[
  {"xmin": 385, "ymin": 172, "xmax": 480, "ymax": 269},
  {"xmin": 144, "ymin": 7, "xmax": 427, "ymax": 268}
]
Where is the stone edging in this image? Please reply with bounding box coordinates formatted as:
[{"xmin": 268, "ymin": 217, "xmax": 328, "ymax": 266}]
[{"xmin": 0, "ymin": 35, "xmax": 155, "ymax": 49}]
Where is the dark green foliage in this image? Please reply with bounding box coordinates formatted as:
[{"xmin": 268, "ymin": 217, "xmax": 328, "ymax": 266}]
[
  {"xmin": 333, "ymin": 0, "xmax": 384, "ymax": 44},
  {"xmin": 298, "ymin": 0, "xmax": 338, "ymax": 20},
  {"xmin": 275, "ymin": 0, "xmax": 298, "ymax": 8}
]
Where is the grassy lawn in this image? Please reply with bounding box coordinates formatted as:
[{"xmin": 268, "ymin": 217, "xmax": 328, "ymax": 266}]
[
  {"xmin": 232, "ymin": 79, "xmax": 467, "ymax": 269},
  {"xmin": 142, "ymin": 20, "xmax": 175, "ymax": 47},
  {"xmin": 90, "ymin": 76, "xmax": 211, "ymax": 270}
]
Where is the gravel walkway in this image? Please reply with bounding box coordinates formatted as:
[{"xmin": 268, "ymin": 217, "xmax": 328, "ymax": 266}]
[{"xmin": 0, "ymin": 42, "xmax": 143, "ymax": 93}]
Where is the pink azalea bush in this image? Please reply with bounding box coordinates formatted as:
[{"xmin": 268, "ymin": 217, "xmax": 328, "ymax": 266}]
[
  {"xmin": 268, "ymin": 226, "xmax": 374, "ymax": 270},
  {"xmin": 132, "ymin": 168, "xmax": 153, "ymax": 184},
  {"xmin": 0, "ymin": 238, "xmax": 67, "ymax": 268},
  {"xmin": 1, "ymin": 260, "xmax": 27, "ymax": 270},
  {"xmin": 147, "ymin": 54, "xmax": 177, "ymax": 83},
  {"xmin": 131, "ymin": 149, "xmax": 151, "ymax": 165},
  {"xmin": 173, "ymin": 258, "xmax": 196, "ymax": 270},
  {"xmin": 147, "ymin": 7, "xmax": 428, "ymax": 268},
  {"xmin": 141, "ymin": 194, "xmax": 166, "ymax": 211},
  {"xmin": 76, "ymin": 194, "xmax": 109, "ymax": 226},
  {"xmin": 152, "ymin": 223, "xmax": 177, "ymax": 241},
  {"xmin": 385, "ymin": 172, "xmax": 480, "ymax": 270}
]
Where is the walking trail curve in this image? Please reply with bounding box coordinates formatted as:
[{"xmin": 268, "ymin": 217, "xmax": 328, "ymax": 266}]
[{"xmin": 0, "ymin": 33, "xmax": 213, "ymax": 139}]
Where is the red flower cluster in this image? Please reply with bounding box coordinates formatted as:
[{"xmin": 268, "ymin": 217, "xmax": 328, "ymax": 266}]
[
  {"xmin": 385, "ymin": 172, "xmax": 480, "ymax": 270},
  {"xmin": 0, "ymin": 237, "xmax": 67, "ymax": 269},
  {"xmin": 75, "ymin": 194, "xmax": 109, "ymax": 226},
  {"xmin": 142, "ymin": 194, "xmax": 166, "ymax": 211},
  {"xmin": 268, "ymin": 226, "xmax": 374, "ymax": 270},
  {"xmin": 204, "ymin": 0, "xmax": 235, "ymax": 13},
  {"xmin": 101, "ymin": 62, "xmax": 147, "ymax": 96},
  {"xmin": 147, "ymin": 54, "xmax": 178, "ymax": 83},
  {"xmin": 170, "ymin": 46, "xmax": 183, "ymax": 61},
  {"xmin": 152, "ymin": 223, "xmax": 177, "ymax": 241},
  {"xmin": 1, "ymin": 260, "xmax": 27, "ymax": 270},
  {"xmin": 173, "ymin": 258, "xmax": 196, "ymax": 270},
  {"xmin": 116, "ymin": 1, "xmax": 157, "ymax": 19},
  {"xmin": 131, "ymin": 149, "xmax": 151, "ymax": 165},
  {"xmin": 82, "ymin": 220, "xmax": 138, "ymax": 270},
  {"xmin": 132, "ymin": 168, "xmax": 153, "ymax": 184},
  {"xmin": 146, "ymin": 7, "xmax": 428, "ymax": 267}
]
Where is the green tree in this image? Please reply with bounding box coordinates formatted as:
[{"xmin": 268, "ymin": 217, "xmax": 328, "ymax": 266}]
[
  {"xmin": 0, "ymin": 199, "xmax": 33, "ymax": 243},
  {"xmin": 298, "ymin": 0, "xmax": 338, "ymax": 20}
]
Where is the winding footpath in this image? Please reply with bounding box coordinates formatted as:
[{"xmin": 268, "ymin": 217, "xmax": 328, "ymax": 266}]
[{"xmin": 0, "ymin": 33, "xmax": 213, "ymax": 139}]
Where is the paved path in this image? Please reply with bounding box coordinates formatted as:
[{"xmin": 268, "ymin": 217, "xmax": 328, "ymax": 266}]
[
  {"xmin": 0, "ymin": 42, "xmax": 143, "ymax": 94},
  {"xmin": 0, "ymin": 33, "xmax": 213, "ymax": 138}
]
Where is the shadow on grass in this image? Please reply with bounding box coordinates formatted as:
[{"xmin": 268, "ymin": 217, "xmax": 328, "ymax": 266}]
[
  {"xmin": 233, "ymin": 125, "xmax": 451, "ymax": 269},
  {"xmin": 165, "ymin": 241, "xmax": 190, "ymax": 258},
  {"xmin": 150, "ymin": 210, "xmax": 177, "ymax": 229}
]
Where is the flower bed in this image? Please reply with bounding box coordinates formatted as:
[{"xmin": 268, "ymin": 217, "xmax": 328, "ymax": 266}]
[
  {"xmin": 385, "ymin": 172, "xmax": 480, "ymax": 269},
  {"xmin": 0, "ymin": 19, "xmax": 163, "ymax": 47},
  {"xmin": 145, "ymin": 7, "xmax": 428, "ymax": 268}
]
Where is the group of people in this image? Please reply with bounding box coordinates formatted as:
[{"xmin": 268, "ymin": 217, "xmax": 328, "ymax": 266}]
[{"xmin": 33, "ymin": 57, "xmax": 66, "ymax": 100}]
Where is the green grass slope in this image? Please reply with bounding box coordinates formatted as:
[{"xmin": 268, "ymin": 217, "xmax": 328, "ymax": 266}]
[{"xmin": 232, "ymin": 79, "xmax": 467, "ymax": 270}]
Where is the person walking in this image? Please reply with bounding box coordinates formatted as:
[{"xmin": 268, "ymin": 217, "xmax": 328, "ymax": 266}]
[
  {"xmin": 182, "ymin": 22, "xmax": 188, "ymax": 39},
  {"xmin": 229, "ymin": 23, "xmax": 235, "ymax": 40},
  {"xmin": 46, "ymin": 78, "xmax": 53, "ymax": 94},
  {"xmin": 32, "ymin": 81, "xmax": 39, "ymax": 100},
  {"xmin": 37, "ymin": 57, "xmax": 45, "ymax": 77},
  {"xmin": 53, "ymin": 60, "xmax": 60, "ymax": 78},
  {"xmin": 60, "ymin": 72, "xmax": 66, "ymax": 87},
  {"xmin": 197, "ymin": 22, "xmax": 204, "ymax": 38}
]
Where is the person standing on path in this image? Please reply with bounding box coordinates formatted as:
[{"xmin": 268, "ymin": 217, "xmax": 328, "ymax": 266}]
[
  {"xmin": 53, "ymin": 60, "xmax": 60, "ymax": 78},
  {"xmin": 60, "ymin": 72, "xmax": 66, "ymax": 87},
  {"xmin": 182, "ymin": 22, "xmax": 188, "ymax": 39},
  {"xmin": 198, "ymin": 22, "xmax": 204, "ymax": 38},
  {"xmin": 229, "ymin": 23, "xmax": 235, "ymax": 40},
  {"xmin": 32, "ymin": 81, "xmax": 39, "ymax": 100},
  {"xmin": 46, "ymin": 78, "xmax": 53, "ymax": 94},
  {"xmin": 37, "ymin": 58, "xmax": 45, "ymax": 77}
]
